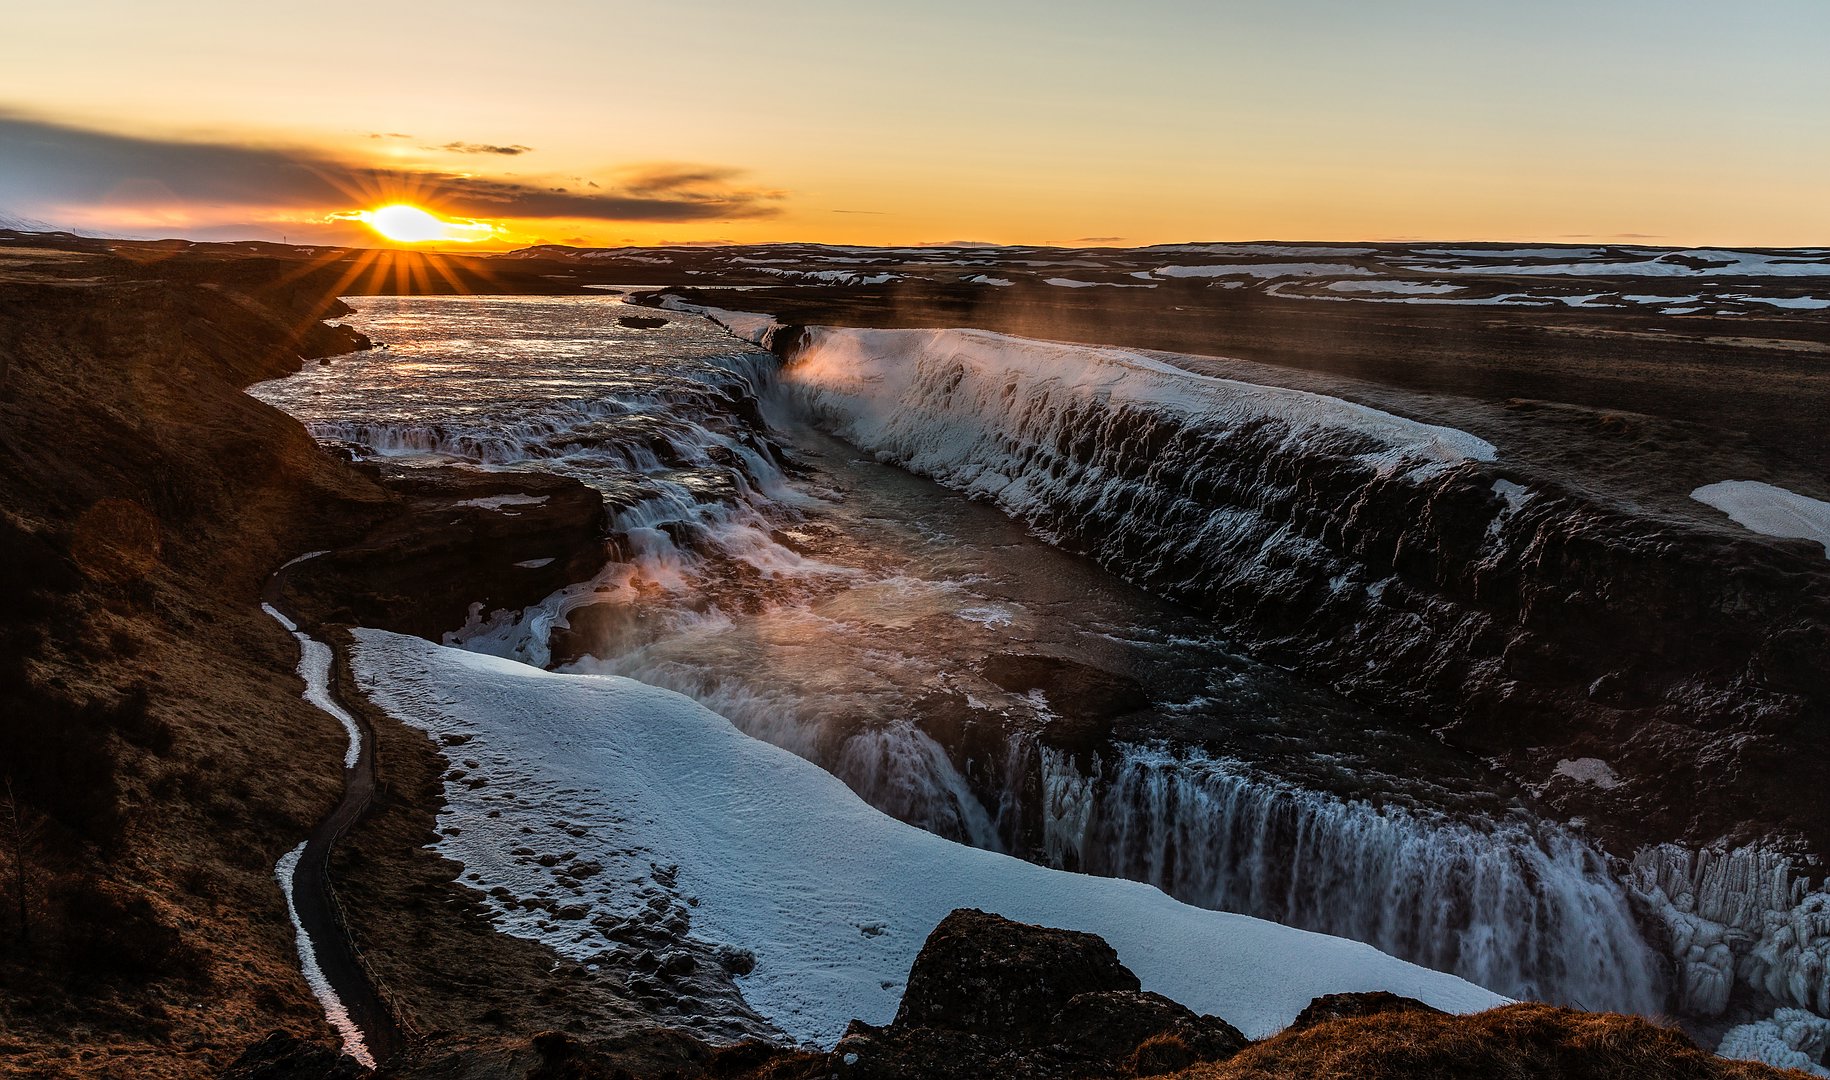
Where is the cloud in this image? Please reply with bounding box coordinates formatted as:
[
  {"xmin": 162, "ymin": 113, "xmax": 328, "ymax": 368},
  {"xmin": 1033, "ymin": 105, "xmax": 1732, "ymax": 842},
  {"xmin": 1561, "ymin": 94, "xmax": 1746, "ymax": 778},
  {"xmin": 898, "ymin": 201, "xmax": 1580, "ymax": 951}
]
[
  {"xmin": 1075, "ymin": 236, "xmax": 1126, "ymax": 243},
  {"xmin": 437, "ymin": 141, "xmax": 533, "ymax": 155},
  {"xmin": 0, "ymin": 114, "xmax": 784, "ymax": 228}
]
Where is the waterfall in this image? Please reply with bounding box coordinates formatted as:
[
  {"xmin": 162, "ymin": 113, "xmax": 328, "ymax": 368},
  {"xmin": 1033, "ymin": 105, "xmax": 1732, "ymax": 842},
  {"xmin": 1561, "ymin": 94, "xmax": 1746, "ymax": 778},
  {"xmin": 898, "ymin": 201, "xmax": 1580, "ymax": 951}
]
[{"xmin": 1037, "ymin": 744, "xmax": 1668, "ymax": 1014}]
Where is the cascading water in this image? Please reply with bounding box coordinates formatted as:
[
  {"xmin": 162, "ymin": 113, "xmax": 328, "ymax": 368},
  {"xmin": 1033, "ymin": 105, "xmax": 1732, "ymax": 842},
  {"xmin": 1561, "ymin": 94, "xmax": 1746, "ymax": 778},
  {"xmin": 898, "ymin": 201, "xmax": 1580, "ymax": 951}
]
[
  {"xmin": 1037, "ymin": 744, "xmax": 1667, "ymax": 1014},
  {"xmin": 255, "ymin": 294, "xmax": 1681, "ymax": 1023}
]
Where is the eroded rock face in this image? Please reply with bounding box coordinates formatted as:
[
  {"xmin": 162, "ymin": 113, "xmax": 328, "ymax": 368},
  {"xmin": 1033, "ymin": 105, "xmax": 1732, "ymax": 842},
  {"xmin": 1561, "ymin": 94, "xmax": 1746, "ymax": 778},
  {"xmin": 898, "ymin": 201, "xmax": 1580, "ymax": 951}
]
[{"xmin": 278, "ymin": 464, "xmax": 607, "ymax": 639}]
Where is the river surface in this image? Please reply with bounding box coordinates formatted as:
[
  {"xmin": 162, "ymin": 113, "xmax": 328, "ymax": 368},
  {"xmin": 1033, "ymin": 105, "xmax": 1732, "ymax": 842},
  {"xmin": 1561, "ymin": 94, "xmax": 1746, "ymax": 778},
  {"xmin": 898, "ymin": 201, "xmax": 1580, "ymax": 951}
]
[{"xmin": 251, "ymin": 293, "xmax": 1667, "ymax": 1015}]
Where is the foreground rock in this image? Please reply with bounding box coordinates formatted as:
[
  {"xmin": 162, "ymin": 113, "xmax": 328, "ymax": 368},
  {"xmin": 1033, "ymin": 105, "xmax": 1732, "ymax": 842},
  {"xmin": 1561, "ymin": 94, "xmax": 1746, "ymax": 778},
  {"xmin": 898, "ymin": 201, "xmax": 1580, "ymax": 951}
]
[{"xmin": 746, "ymin": 909, "xmax": 1246, "ymax": 1079}]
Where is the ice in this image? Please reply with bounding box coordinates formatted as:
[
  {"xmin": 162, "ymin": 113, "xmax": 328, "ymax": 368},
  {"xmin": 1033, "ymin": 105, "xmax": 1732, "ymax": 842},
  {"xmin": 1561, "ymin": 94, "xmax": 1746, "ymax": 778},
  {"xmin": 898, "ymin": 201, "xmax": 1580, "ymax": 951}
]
[
  {"xmin": 1145, "ymin": 244, "xmax": 1378, "ymax": 256},
  {"xmin": 1629, "ymin": 845, "xmax": 1830, "ymax": 1018},
  {"xmin": 262, "ymin": 604, "xmax": 361, "ymax": 769},
  {"xmin": 1043, "ymin": 277, "xmax": 1154, "ymax": 289},
  {"xmin": 1408, "ymin": 249, "xmax": 1830, "ymax": 277},
  {"xmin": 275, "ymin": 844, "xmax": 376, "ymax": 1068},
  {"xmin": 1551, "ymin": 758, "xmax": 1620, "ymax": 790},
  {"xmin": 352, "ymin": 629, "xmax": 1507, "ymax": 1047},
  {"xmin": 1415, "ymin": 247, "xmax": 1606, "ymax": 260},
  {"xmin": 1325, "ymin": 280, "xmax": 1463, "ymax": 295},
  {"xmin": 655, "ymin": 296, "xmax": 782, "ymax": 345},
  {"xmin": 279, "ymin": 549, "xmax": 329, "ymax": 570},
  {"xmin": 755, "ymin": 267, "xmax": 899, "ymax": 286},
  {"xmin": 456, "ymin": 494, "xmax": 549, "ymax": 511},
  {"xmin": 1691, "ymin": 480, "xmax": 1830, "ymax": 559},
  {"xmin": 1153, "ymin": 262, "xmax": 1376, "ymax": 279},
  {"xmin": 1717, "ymin": 1009, "xmax": 1830, "ymax": 1076},
  {"xmin": 1721, "ymin": 294, "xmax": 1830, "ymax": 310}
]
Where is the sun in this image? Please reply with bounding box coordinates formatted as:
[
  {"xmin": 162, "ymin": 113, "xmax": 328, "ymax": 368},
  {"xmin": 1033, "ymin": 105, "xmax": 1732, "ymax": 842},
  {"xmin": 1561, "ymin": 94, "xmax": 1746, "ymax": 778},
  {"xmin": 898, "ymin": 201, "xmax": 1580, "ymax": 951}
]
[{"xmin": 363, "ymin": 204, "xmax": 456, "ymax": 244}]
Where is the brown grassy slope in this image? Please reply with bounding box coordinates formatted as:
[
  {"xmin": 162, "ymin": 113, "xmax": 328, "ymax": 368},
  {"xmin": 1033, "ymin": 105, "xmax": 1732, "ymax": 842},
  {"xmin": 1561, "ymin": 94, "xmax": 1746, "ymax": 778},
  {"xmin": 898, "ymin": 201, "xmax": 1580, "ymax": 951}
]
[
  {"xmin": 1175, "ymin": 1004, "xmax": 1811, "ymax": 1080},
  {"xmin": 0, "ymin": 276, "xmax": 390, "ymax": 1078}
]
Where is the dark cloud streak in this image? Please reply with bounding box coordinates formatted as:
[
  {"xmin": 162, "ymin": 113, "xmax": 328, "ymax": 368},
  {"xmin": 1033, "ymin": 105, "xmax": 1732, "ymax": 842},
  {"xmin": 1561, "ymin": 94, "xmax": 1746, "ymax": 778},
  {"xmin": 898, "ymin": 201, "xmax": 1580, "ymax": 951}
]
[
  {"xmin": 0, "ymin": 114, "xmax": 782, "ymax": 223},
  {"xmin": 437, "ymin": 141, "xmax": 533, "ymax": 155}
]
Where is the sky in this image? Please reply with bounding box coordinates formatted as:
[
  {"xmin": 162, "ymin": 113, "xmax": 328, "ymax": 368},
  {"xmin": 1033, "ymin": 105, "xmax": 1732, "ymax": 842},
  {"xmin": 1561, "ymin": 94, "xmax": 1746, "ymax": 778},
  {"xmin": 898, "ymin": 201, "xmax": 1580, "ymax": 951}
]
[{"xmin": 2, "ymin": 0, "xmax": 1827, "ymax": 249}]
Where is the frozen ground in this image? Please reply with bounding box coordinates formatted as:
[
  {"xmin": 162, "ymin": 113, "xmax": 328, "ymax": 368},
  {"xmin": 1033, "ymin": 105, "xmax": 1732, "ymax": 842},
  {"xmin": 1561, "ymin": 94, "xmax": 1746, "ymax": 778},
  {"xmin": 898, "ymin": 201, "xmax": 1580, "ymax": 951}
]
[
  {"xmin": 1691, "ymin": 480, "xmax": 1830, "ymax": 559},
  {"xmin": 351, "ymin": 629, "xmax": 1505, "ymax": 1047}
]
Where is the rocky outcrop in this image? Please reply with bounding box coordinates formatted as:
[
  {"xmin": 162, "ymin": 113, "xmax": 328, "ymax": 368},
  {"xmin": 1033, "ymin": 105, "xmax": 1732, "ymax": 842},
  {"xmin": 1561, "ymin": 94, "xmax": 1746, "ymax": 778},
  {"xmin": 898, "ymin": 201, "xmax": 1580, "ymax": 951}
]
[
  {"xmin": 276, "ymin": 464, "xmax": 608, "ymax": 640},
  {"xmin": 223, "ymin": 1031, "xmax": 368, "ymax": 1079},
  {"xmin": 770, "ymin": 910, "xmax": 1247, "ymax": 1079}
]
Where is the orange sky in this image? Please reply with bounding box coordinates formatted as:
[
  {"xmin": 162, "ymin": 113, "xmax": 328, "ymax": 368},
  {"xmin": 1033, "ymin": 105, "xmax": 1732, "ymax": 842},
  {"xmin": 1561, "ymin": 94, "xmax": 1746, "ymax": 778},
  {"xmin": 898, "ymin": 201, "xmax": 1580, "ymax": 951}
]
[{"xmin": 3, "ymin": 1, "xmax": 1828, "ymax": 249}]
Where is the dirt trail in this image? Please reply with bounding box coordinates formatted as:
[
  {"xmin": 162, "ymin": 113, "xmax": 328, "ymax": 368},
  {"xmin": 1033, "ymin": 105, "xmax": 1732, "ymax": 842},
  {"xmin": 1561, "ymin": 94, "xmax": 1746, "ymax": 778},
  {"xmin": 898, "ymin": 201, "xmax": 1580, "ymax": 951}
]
[{"xmin": 264, "ymin": 563, "xmax": 405, "ymax": 1066}]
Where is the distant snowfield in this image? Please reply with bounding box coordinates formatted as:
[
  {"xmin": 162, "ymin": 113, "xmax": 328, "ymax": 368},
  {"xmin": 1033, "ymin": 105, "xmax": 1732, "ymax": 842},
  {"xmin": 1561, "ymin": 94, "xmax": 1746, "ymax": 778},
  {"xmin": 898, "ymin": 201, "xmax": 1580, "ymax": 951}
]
[
  {"xmin": 1152, "ymin": 262, "xmax": 1376, "ymax": 280},
  {"xmin": 1325, "ymin": 280, "xmax": 1463, "ymax": 295},
  {"xmin": 1691, "ymin": 480, "xmax": 1830, "ymax": 559},
  {"xmin": 1409, "ymin": 250, "xmax": 1830, "ymax": 277},
  {"xmin": 352, "ymin": 630, "xmax": 1506, "ymax": 1047}
]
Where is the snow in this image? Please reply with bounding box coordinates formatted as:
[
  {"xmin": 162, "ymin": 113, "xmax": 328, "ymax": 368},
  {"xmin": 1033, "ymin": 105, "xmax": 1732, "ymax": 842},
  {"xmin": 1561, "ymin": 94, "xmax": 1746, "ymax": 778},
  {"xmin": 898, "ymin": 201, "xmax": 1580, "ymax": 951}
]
[
  {"xmin": 1325, "ymin": 280, "xmax": 1463, "ymax": 295},
  {"xmin": 456, "ymin": 493, "xmax": 549, "ymax": 511},
  {"xmin": 783, "ymin": 326, "xmax": 1496, "ymax": 501},
  {"xmin": 1721, "ymin": 294, "xmax": 1830, "ymax": 310},
  {"xmin": 1552, "ymin": 758, "xmax": 1620, "ymax": 790},
  {"xmin": 1153, "ymin": 262, "xmax": 1376, "ymax": 280},
  {"xmin": 1415, "ymin": 247, "xmax": 1605, "ymax": 260},
  {"xmin": 514, "ymin": 557, "xmax": 556, "ymax": 569},
  {"xmin": 1146, "ymin": 244, "xmax": 1378, "ymax": 257},
  {"xmin": 654, "ymin": 296, "xmax": 782, "ymax": 345},
  {"xmin": 1718, "ymin": 1009, "xmax": 1830, "ymax": 1076},
  {"xmin": 755, "ymin": 267, "xmax": 899, "ymax": 286},
  {"xmin": 962, "ymin": 274, "xmax": 1014, "ymax": 286},
  {"xmin": 352, "ymin": 629, "xmax": 1506, "ymax": 1047},
  {"xmin": 261, "ymin": 604, "xmax": 361, "ymax": 769},
  {"xmin": 1043, "ymin": 277, "xmax": 1155, "ymax": 288},
  {"xmin": 1690, "ymin": 480, "xmax": 1830, "ymax": 559},
  {"xmin": 280, "ymin": 549, "xmax": 329, "ymax": 570},
  {"xmin": 1408, "ymin": 249, "xmax": 1830, "ymax": 277},
  {"xmin": 275, "ymin": 844, "xmax": 376, "ymax": 1068}
]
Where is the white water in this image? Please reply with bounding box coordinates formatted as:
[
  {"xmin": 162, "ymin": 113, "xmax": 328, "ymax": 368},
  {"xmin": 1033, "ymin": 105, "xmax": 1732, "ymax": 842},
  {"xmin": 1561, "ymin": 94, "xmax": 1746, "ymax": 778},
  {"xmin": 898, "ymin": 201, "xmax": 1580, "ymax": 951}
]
[{"xmin": 1040, "ymin": 746, "xmax": 1667, "ymax": 1014}]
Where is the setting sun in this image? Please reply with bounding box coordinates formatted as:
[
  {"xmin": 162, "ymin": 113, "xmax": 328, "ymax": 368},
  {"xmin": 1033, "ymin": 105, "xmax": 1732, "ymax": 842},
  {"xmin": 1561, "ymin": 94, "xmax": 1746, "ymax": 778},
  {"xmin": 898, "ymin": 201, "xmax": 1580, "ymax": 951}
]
[{"xmin": 355, "ymin": 203, "xmax": 496, "ymax": 245}]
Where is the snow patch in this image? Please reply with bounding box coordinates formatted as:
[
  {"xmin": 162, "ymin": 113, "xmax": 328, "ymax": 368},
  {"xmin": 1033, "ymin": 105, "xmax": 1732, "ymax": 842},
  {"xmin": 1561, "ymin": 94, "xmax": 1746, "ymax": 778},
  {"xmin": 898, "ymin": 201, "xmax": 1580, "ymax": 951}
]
[
  {"xmin": 1690, "ymin": 480, "xmax": 1830, "ymax": 559},
  {"xmin": 1043, "ymin": 277, "xmax": 1155, "ymax": 289},
  {"xmin": 1153, "ymin": 263, "xmax": 1376, "ymax": 280},
  {"xmin": 275, "ymin": 844, "xmax": 376, "ymax": 1068},
  {"xmin": 1552, "ymin": 758, "xmax": 1620, "ymax": 790},
  {"xmin": 352, "ymin": 629, "xmax": 1506, "ymax": 1047},
  {"xmin": 262, "ymin": 604, "xmax": 361, "ymax": 769},
  {"xmin": 1325, "ymin": 280, "xmax": 1463, "ymax": 295},
  {"xmin": 457, "ymin": 494, "xmax": 549, "ymax": 511}
]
